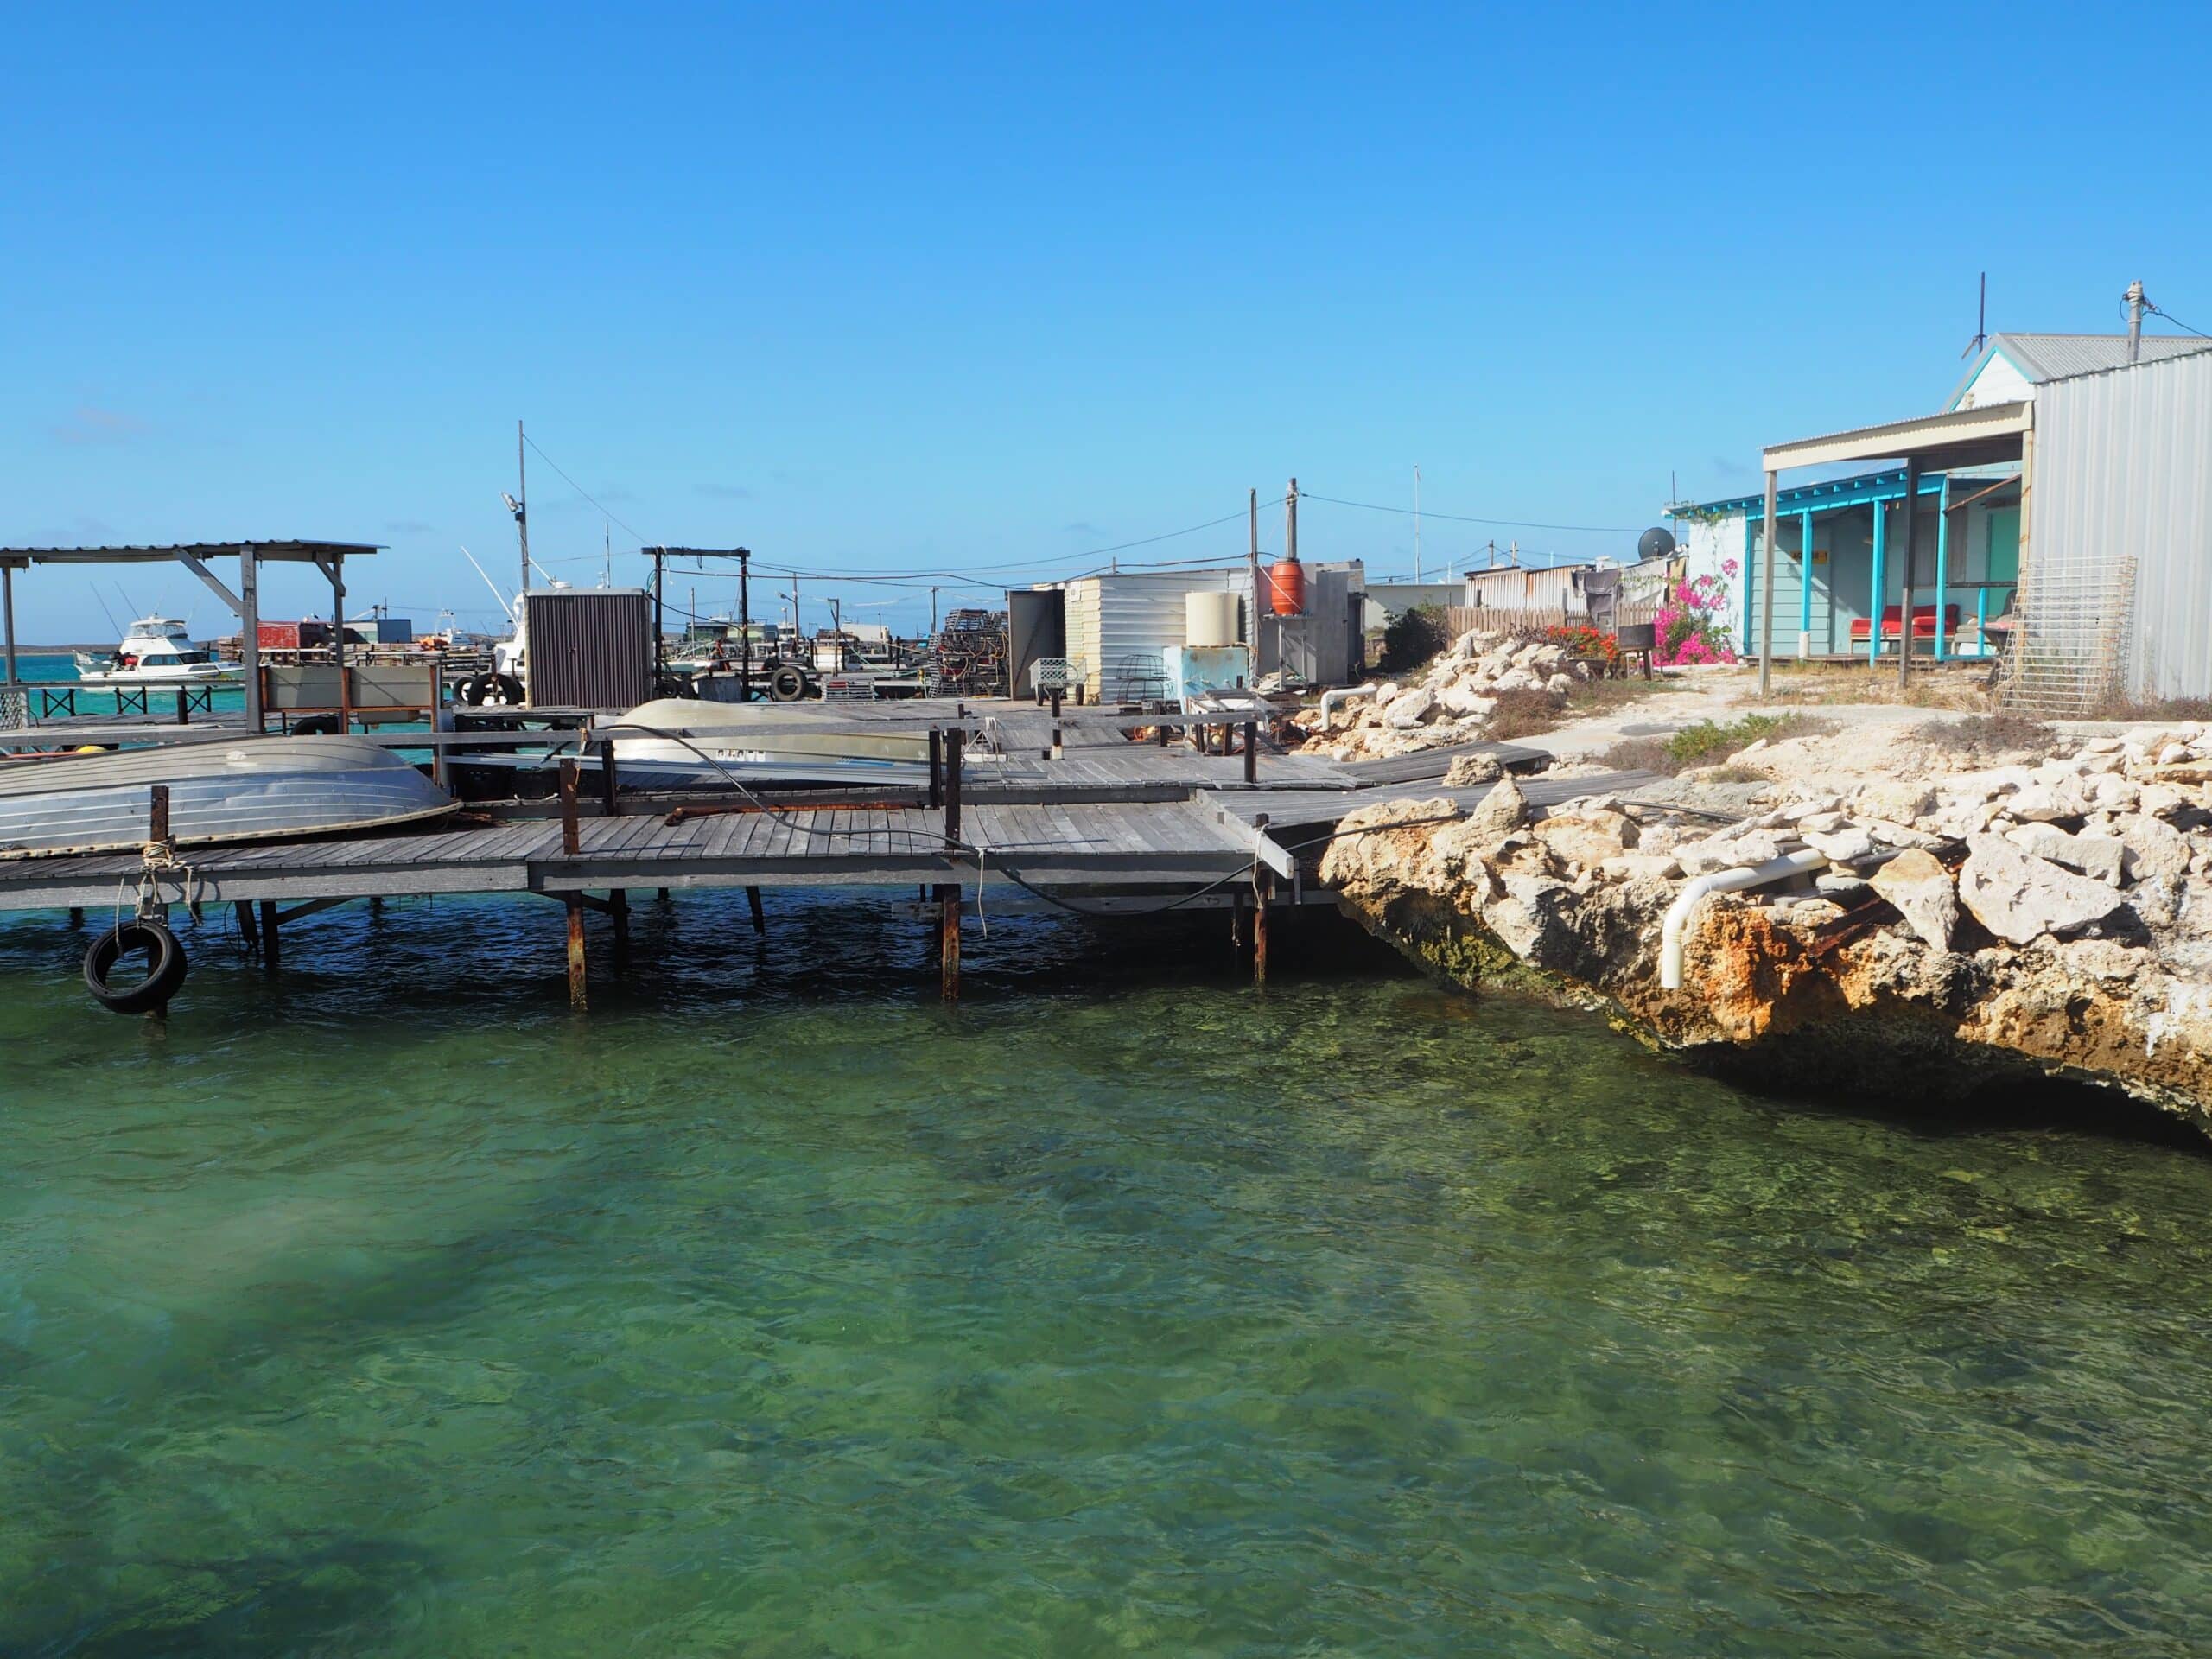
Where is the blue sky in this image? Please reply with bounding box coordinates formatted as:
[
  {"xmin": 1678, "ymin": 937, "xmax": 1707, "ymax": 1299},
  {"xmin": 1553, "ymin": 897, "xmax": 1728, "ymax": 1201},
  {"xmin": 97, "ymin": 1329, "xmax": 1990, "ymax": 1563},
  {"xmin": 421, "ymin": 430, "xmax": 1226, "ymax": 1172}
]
[{"xmin": 5, "ymin": 1, "xmax": 2209, "ymax": 641}]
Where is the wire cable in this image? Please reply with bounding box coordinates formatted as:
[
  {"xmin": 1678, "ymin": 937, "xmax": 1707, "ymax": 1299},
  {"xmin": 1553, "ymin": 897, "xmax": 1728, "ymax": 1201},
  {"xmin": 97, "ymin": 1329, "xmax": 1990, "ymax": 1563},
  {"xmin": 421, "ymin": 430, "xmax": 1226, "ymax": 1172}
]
[
  {"xmin": 2149, "ymin": 304, "xmax": 2212, "ymax": 340},
  {"xmin": 1298, "ymin": 490, "xmax": 1641, "ymax": 536},
  {"xmin": 522, "ymin": 435, "xmax": 656, "ymax": 548}
]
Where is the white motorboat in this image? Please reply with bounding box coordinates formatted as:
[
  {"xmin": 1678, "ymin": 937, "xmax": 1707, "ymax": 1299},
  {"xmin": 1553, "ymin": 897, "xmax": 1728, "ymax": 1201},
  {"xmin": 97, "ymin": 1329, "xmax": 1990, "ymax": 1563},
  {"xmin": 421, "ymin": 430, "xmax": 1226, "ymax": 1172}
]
[
  {"xmin": 0, "ymin": 736, "xmax": 454, "ymax": 860},
  {"xmin": 73, "ymin": 617, "xmax": 245, "ymax": 688}
]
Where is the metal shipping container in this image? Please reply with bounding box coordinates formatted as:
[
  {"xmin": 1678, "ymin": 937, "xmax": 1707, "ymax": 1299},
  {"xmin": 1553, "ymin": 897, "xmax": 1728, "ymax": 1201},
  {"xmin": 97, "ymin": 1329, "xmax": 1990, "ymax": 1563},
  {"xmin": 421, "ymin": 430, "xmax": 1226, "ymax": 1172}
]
[{"xmin": 523, "ymin": 588, "xmax": 654, "ymax": 709}]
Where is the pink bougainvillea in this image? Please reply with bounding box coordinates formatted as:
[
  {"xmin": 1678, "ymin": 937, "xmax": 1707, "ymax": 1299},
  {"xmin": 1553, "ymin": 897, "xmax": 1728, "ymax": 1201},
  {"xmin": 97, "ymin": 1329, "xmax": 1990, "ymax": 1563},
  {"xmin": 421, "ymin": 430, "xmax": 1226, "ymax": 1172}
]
[{"xmin": 1653, "ymin": 569, "xmax": 1738, "ymax": 667}]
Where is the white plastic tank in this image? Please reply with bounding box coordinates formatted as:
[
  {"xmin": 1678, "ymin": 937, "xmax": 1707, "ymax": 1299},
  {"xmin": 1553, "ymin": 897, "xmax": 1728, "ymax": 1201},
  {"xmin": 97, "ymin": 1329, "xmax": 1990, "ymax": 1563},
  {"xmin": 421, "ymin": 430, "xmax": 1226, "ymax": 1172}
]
[{"xmin": 1185, "ymin": 590, "xmax": 1241, "ymax": 648}]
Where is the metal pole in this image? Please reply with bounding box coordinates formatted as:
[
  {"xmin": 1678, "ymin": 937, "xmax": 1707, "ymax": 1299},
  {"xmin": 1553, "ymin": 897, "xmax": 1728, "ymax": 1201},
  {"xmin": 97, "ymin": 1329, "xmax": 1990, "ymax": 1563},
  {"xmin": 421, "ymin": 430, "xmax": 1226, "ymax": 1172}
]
[
  {"xmin": 943, "ymin": 728, "xmax": 963, "ymax": 849},
  {"xmin": 241, "ymin": 548, "xmax": 262, "ymax": 732},
  {"xmin": 558, "ymin": 756, "xmax": 586, "ymax": 1009},
  {"xmin": 738, "ymin": 547, "xmax": 753, "ymax": 703},
  {"xmin": 332, "ymin": 557, "xmax": 350, "ymax": 734},
  {"xmin": 1286, "ymin": 477, "xmax": 1299, "ymax": 564},
  {"xmin": 653, "ymin": 549, "xmax": 664, "ymax": 683},
  {"xmin": 517, "ymin": 419, "xmax": 532, "ymax": 594},
  {"xmin": 1897, "ymin": 459, "xmax": 1920, "ymax": 690},
  {"xmin": 2126, "ymin": 279, "xmax": 2145, "ymax": 365},
  {"xmin": 1758, "ymin": 469, "xmax": 1777, "ymax": 697},
  {"xmin": 1, "ymin": 563, "xmax": 16, "ymax": 684}
]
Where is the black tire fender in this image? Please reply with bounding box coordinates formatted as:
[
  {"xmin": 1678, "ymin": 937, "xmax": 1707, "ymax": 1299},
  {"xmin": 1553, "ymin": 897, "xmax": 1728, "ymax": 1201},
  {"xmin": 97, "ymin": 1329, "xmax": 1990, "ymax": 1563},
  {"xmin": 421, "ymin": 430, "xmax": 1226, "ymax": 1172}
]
[
  {"xmin": 768, "ymin": 664, "xmax": 809, "ymax": 702},
  {"xmin": 84, "ymin": 921, "xmax": 188, "ymax": 1014}
]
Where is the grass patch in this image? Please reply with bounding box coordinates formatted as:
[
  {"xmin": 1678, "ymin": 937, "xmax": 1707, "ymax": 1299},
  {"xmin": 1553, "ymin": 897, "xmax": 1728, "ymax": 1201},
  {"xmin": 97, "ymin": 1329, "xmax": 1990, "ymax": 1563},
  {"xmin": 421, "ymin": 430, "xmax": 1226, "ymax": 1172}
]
[
  {"xmin": 2081, "ymin": 693, "xmax": 2212, "ymax": 723},
  {"xmin": 1484, "ymin": 688, "xmax": 1568, "ymax": 741},
  {"xmin": 1912, "ymin": 714, "xmax": 2061, "ymax": 760},
  {"xmin": 1599, "ymin": 712, "xmax": 1834, "ymax": 777}
]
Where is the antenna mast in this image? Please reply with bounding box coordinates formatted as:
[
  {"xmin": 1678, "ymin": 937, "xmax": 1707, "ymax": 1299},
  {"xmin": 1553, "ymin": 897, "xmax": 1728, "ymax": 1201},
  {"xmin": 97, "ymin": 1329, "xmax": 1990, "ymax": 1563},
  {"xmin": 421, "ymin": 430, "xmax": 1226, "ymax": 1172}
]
[{"xmin": 514, "ymin": 421, "xmax": 532, "ymax": 594}]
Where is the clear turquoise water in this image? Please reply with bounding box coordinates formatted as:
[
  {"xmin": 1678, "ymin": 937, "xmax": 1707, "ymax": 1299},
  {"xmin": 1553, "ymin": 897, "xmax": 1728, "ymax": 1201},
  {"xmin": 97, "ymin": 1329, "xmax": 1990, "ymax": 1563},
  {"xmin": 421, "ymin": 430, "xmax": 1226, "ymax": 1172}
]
[{"xmin": 3, "ymin": 893, "xmax": 2211, "ymax": 1656}]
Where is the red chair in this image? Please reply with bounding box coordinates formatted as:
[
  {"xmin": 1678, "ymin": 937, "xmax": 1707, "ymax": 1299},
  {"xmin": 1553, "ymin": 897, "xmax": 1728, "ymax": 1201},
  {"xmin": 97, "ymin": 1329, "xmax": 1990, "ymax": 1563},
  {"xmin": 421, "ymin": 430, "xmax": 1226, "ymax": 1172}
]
[{"xmin": 1848, "ymin": 604, "xmax": 1961, "ymax": 645}]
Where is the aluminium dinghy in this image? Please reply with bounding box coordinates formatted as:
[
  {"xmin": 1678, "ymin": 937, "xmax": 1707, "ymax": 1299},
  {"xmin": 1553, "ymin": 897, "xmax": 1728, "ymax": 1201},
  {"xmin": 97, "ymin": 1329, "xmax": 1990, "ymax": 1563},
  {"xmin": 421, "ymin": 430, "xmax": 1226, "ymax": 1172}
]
[
  {"xmin": 592, "ymin": 697, "xmax": 938, "ymax": 790},
  {"xmin": 0, "ymin": 736, "xmax": 455, "ymax": 860}
]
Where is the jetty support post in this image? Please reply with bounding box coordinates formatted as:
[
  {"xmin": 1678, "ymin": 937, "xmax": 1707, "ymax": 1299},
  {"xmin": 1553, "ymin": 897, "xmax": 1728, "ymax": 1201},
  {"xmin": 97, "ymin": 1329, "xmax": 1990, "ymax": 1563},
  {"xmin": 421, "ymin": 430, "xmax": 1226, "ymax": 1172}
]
[
  {"xmin": 928, "ymin": 728, "xmax": 943, "ymax": 810},
  {"xmin": 746, "ymin": 886, "xmax": 766, "ymax": 935},
  {"xmin": 558, "ymin": 758, "xmax": 588, "ymax": 1009},
  {"xmin": 597, "ymin": 738, "xmax": 619, "ymax": 817},
  {"xmin": 1243, "ymin": 720, "xmax": 1258, "ymax": 784},
  {"xmin": 258, "ymin": 899, "xmax": 280, "ymax": 970},
  {"xmin": 1049, "ymin": 688, "xmax": 1064, "ymax": 760},
  {"xmin": 1252, "ymin": 813, "xmax": 1271, "ymax": 984},
  {"xmin": 937, "ymin": 882, "xmax": 961, "ymax": 1002},
  {"xmin": 235, "ymin": 899, "xmax": 260, "ymax": 954}
]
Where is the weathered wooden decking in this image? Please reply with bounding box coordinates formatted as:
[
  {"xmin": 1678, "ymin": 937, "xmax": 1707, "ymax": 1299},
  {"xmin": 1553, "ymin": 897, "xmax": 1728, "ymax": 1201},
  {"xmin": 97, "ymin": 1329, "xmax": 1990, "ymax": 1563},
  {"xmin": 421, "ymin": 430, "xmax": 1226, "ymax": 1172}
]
[{"xmin": 0, "ymin": 696, "xmax": 1657, "ymax": 931}]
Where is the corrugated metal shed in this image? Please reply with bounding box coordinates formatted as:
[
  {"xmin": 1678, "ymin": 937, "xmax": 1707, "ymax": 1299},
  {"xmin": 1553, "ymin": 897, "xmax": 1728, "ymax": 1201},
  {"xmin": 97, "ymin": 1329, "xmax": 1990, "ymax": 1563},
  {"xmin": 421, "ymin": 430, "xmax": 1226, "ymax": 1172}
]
[
  {"xmin": 1053, "ymin": 567, "xmax": 1255, "ymax": 700},
  {"xmin": 1459, "ymin": 562, "xmax": 1599, "ymax": 613},
  {"xmin": 523, "ymin": 588, "xmax": 654, "ymax": 709},
  {"xmin": 2017, "ymin": 350, "xmax": 2212, "ymax": 707}
]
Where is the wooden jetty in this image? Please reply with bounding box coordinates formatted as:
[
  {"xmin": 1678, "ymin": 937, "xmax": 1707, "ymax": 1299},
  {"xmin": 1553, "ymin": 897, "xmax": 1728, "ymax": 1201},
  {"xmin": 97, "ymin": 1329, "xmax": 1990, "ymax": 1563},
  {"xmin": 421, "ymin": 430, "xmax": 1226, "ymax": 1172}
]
[{"xmin": 0, "ymin": 696, "xmax": 1654, "ymax": 1007}]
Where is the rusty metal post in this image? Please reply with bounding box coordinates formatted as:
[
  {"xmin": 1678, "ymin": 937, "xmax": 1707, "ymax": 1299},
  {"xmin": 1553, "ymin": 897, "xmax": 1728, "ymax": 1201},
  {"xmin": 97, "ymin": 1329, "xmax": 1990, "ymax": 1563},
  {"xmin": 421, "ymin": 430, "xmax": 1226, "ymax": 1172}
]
[
  {"xmin": 1243, "ymin": 720, "xmax": 1257, "ymax": 784},
  {"xmin": 149, "ymin": 784, "xmax": 170, "ymax": 845},
  {"xmin": 565, "ymin": 897, "xmax": 588, "ymax": 1009},
  {"xmin": 235, "ymin": 899, "xmax": 259, "ymax": 951},
  {"xmin": 1252, "ymin": 814, "xmax": 1271, "ymax": 984},
  {"xmin": 937, "ymin": 882, "xmax": 961, "ymax": 1002},
  {"xmin": 746, "ymin": 886, "xmax": 766, "ymax": 935}
]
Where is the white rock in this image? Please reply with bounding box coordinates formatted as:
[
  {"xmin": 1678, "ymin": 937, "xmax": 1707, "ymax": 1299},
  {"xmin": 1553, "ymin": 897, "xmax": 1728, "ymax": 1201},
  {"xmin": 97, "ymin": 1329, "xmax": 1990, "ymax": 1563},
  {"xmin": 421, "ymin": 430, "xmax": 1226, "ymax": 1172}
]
[
  {"xmin": 1869, "ymin": 848, "xmax": 1961, "ymax": 950},
  {"xmin": 2116, "ymin": 813, "xmax": 2192, "ymax": 883},
  {"xmin": 1383, "ymin": 686, "xmax": 1437, "ymax": 729},
  {"xmin": 1600, "ymin": 853, "xmax": 1682, "ymax": 882},
  {"xmin": 1957, "ymin": 833, "xmax": 2128, "ymax": 945},
  {"xmin": 1802, "ymin": 827, "xmax": 1879, "ymax": 863},
  {"xmin": 1544, "ymin": 672, "xmax": 1575, "ymax": 696},
  {"xmin": 2004, "ymin": 823, "xmax": 2127, "ymax": 887}
]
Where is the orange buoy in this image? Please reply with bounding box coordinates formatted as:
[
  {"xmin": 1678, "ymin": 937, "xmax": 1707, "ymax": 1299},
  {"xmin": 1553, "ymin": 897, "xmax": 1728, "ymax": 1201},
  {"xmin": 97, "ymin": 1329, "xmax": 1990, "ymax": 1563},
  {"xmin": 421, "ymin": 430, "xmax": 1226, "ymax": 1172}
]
[{"xmin": 1266, "ymin": 554, "xmax": 1306, "ymax": 616}]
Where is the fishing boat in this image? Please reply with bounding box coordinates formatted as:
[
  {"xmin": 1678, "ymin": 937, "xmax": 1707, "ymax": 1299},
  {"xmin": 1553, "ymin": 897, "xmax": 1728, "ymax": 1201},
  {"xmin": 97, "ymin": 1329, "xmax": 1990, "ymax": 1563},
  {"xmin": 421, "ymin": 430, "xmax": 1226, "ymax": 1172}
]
[
  {"xmin": 0, "ymin": 736, "xmax": 454, "ymax": 860},
  {"xmin": 595, "ymin": 697, "xmax": 938, "ymax": 788},
  {"xmin": 73, "ymin": 617, "xmax": 245, "ymax": 688}
]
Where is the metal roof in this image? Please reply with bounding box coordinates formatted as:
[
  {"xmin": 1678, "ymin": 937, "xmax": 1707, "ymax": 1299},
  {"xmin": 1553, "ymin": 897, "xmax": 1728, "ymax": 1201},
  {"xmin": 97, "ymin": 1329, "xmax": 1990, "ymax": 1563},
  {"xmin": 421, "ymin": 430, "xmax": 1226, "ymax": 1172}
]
[
  {"xmin": 0, "ymin": 540, "xmax": 378, "ymax": 568},
  {"xmin": 1948, "ymin": 333, "xmax": 2212, "ymax": 406},
  {"xmin": 1763, "ymin": 399, "xmax": 2032, "ymax": 474}
]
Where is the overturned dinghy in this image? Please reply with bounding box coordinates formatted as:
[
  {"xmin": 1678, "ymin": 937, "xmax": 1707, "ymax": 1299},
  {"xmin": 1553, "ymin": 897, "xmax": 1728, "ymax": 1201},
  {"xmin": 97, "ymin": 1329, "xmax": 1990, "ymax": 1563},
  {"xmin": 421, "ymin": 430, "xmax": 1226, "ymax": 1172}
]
[
  {"xmin": 594, "ymin": 697, "xmax": 937, "ymax": 789},
  {"xmin": 0, "ymin": 736, "xmax": 455, "ymax": 860}
]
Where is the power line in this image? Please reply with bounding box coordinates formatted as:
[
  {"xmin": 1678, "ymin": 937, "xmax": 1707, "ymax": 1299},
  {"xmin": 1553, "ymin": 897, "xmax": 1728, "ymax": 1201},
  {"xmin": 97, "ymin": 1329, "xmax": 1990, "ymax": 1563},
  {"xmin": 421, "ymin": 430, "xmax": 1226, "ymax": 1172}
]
[
  {"xmin": 521, "ymin": 434, "xmax": 655, "ymax": 548},
  {"xmin": 1298, "ymin": 490, "xmax": 1640, "ymax": 535},
  {"xmin": 2150, "ymin": 304, "xmax": 2212, "ymax": 340}
]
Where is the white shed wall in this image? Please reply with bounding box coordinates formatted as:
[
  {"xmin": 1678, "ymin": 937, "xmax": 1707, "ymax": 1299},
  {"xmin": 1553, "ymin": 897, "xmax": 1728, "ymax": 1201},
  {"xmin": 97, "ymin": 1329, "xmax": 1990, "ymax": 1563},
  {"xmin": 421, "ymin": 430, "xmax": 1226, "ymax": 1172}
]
[
  {"xmin": 2027, "ymin": 350, "xmax": 2212, "ymax": 705},
  {"xmin": 1058, "ymin": 567, "xmax": 1257, "ymax": 699}
]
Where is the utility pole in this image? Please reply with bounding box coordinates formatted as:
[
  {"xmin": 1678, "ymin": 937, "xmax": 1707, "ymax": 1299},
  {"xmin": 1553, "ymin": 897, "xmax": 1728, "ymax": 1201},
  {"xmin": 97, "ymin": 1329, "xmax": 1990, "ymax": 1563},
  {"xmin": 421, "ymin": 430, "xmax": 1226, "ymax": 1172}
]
[
  {"xmin": 1247, "ymin": 486, "xmax": 1261, "ymax": 641},
  {"xmin": 930, "ymin": 585, "xmax": 940, "ymax": 639},
  {"xmin": 513, "ymin": 420, "xmax": 531, "ymax": 594},
  {"xmin": 1285, "ymin": 477, "xmax": 1299, "ymax": 565},
  {"xmin": 2126, "ymin": 278, "xmax": 2148, "ymax": 364},
  {"xmin": 1413, "ymin": 465, "xmax": 1421, "ymax": 583},
  {"xmin": 737, "ymin": 547, "xmax": 753, "ymax": 702}
]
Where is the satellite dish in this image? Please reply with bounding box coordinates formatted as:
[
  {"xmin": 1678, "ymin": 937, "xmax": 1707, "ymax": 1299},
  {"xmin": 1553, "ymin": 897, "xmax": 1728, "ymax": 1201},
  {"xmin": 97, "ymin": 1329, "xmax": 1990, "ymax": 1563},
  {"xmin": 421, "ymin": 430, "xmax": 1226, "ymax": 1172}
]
[{"xmin": 1637, "ymin": 526, "xmax": 1677, "ymax": 563}]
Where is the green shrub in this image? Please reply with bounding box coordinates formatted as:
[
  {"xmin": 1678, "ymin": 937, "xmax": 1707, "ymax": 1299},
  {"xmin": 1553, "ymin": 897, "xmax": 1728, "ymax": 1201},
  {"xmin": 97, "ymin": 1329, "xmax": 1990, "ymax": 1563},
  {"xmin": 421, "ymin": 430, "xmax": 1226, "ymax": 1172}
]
[{"xmin": 1380, "ymin": 604, "xmax": 1451, "ymax": 674}]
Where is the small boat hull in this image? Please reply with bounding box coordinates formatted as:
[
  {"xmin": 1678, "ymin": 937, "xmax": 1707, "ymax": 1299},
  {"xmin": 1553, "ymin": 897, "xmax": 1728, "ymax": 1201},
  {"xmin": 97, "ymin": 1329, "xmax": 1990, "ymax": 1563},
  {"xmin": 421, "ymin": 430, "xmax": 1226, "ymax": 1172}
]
[
  {"xmin": 596, "ymin": 699, "xmax": 934, "ymax": 789},
  {"xmin": 0, "ymin": 736, "xmax": 454, "ymax": 860}
]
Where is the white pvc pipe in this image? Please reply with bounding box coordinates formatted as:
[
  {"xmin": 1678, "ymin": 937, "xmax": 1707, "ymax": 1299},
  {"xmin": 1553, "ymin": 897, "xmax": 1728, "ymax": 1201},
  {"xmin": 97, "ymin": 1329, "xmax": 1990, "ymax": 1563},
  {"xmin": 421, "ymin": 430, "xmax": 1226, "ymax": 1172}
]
[
  {"xmin": 1659, "ymin": 848, "xmax": 1831, "ymax": 990},
  {"xmin": 1319, "ymin": 683, "xmax": 1380, "ymax": 726}
]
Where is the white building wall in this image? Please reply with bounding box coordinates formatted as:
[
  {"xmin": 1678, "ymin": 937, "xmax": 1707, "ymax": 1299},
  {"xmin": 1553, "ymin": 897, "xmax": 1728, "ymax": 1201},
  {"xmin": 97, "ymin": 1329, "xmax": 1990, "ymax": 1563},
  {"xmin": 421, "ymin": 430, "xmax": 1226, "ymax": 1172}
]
[{"xmin": 1955, "ymin": 353, "xmax": 2036, "ymax": 410}]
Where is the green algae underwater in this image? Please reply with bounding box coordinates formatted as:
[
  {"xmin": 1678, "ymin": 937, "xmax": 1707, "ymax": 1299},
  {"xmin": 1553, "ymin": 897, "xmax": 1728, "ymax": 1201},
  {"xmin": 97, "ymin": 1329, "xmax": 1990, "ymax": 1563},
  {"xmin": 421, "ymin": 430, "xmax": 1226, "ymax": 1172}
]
[{"xmin": 3, "ymin": 890, "xmax": 2210, "ymax": 1656}]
